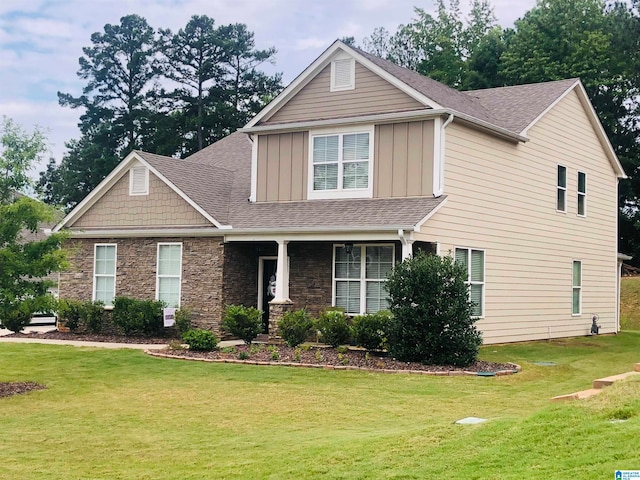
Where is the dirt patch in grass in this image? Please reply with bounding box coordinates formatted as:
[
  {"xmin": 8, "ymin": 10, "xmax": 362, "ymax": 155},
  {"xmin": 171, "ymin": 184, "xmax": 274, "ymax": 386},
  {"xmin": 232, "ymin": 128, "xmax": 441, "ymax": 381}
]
[
  {"xmin": 152, "ymin": 344, "xmax": 518, "ymax": 374},
  {"xmin": 0, "ymin": 382, "xmax": 46, "ymax": 398}
]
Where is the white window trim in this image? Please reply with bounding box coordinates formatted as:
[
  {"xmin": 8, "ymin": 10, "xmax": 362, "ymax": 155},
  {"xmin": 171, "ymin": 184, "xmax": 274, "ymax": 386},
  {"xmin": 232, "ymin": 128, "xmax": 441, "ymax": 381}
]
[
  {"xmin": 577, "ymin": 171, "xmax": 587, "ymax": 217},
  {"xmin": 156, "ymin": 242, "xmax": 183, "ymax": 308},
  {"xmin": 307, "ymin": 125, "xmax": 374, "ymax": 200},
  {"xmin": 572, "ymin": 260, "xmax": 582, "ymax": 316},
  {"xmin": 332, "ymin": 243, "xmax": 395, "ymax": 315},
  {"xmin": 129, "ymin": 165, "xmax": 149, "ymax": 196},
  {"xmin": 556, "ymin": 164, "xmax": 567, "ymax": 213},
  {"xmin": 330, "ymin": 55, "xmax": 355, "ymax": 92},
  {"xmin": 93, "ymin": 243, "xmax": 117, "ymax": 307},
  {"xmin": 454, "ymin": 246, "xmax": 486, "ymax": 318}
]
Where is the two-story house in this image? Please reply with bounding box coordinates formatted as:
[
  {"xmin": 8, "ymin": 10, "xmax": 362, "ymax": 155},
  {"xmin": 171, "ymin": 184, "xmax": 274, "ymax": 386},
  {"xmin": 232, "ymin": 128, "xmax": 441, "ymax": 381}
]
[{"xmin": 54, "ymin": 40, "xmax": 626, "ymax": 344}]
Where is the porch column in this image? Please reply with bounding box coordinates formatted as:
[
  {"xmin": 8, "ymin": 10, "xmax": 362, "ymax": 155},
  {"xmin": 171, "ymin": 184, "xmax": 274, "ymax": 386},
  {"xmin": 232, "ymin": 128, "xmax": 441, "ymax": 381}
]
[
  {"xmin": 401, "ymin": 241, "xmax": 414, "ymax": 260},
  {"xmin": 274, "ymin": 240, "xmax": 290, "ymax": 301}
]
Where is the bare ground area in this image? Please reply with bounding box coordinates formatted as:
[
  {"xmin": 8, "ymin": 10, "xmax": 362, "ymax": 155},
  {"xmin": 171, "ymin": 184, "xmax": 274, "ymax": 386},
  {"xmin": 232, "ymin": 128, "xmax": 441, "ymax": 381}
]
[{"xmin": 0, "ymin": 382, "xmax": 46, "ymax": 398}]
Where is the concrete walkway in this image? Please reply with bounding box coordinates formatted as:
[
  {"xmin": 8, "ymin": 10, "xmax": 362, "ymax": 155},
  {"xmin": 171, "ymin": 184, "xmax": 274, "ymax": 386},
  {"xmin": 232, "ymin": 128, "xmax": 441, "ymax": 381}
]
[{"xmin": 0, "ymin": 326, "xmax": 244, "ymax": 350}]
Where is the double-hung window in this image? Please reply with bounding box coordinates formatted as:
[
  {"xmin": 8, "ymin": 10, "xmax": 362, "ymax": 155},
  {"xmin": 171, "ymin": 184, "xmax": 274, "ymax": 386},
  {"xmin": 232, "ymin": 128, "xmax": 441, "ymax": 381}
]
[
  {"xmin": 334, "ymin": 244, "xmax": 394, "ymax": 314},
  {"xmin": 455, "ymin": 248, "xmax": 485, "ymax": 317},
  {"xmin": 93, "ymin": 244, "xmax": 116, "ymax": 306},
  {"xmin": 572, "ymin": 260, "xmax": 582, "ymax": 315},
  {"xmin": 156, "ymin": 243, "xmax": 182, "ymax": 307},
  {"xmin": 557, "ymin": 165, "xmax": 567, "ymax": 212},
  {"xmin": 309, "ymin": 128, "xmax": 373, "ymax": 199},
  {"xmin": 577, "ymin": 171, "xmax": 586, "ymax": 216}
]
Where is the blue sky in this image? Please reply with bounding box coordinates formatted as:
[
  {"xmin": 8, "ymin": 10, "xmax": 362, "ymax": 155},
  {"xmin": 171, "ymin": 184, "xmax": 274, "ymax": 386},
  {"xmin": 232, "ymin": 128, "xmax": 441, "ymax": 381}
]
[{"xmin": 0, "ymin": 0, "xmax": 536, "ymax": 175}]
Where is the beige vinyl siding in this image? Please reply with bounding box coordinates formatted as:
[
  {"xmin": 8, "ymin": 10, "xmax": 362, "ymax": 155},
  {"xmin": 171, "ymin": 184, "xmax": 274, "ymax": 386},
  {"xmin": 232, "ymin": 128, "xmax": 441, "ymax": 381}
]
[
  {"xmin": 374, "ymin": 120, "xmax": 434, "ymax": 198},
  {"xmin": 256, "ymin": 132, "xmax": 308, "ymax": 202},
  {"xmin": 263, "ymin": 62, "xmax": 425, "ymax": 125},
  {"xmin": 419, "ymin": 89, "xmax": 618, "ymax": 344},
  {"xmin": 72, "ymin": 170, "xmax": 211, "ymax": 228}
]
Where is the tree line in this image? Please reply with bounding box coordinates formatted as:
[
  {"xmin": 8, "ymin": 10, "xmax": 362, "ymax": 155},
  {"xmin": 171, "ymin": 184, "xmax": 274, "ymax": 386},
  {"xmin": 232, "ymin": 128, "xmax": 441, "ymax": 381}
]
[{"xmin": 37, "ymin": 14, "xmax": 282, "ymax": 210}]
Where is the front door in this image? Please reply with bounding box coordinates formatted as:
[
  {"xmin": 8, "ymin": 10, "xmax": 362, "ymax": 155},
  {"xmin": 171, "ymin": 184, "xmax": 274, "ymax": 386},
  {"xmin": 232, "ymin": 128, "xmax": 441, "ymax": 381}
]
[{"xmin": 259, "ymin": 257, "xmax": 277, "ymax": 333}]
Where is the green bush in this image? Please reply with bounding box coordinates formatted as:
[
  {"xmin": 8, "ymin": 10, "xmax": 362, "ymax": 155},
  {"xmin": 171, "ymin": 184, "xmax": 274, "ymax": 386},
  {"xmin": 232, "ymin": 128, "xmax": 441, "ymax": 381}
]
[
  {"xmin": 112, "ymin": 297, "xmax": 164, "ymax": 337},
  {"xmin": 182, "ymin": 329, "xmax": 218, "ymax": 352},
  {"xmin": 83, "ymin": 301, "xmax": 106, "ymax": 334},
  {"xmin": 174, "ymin": 307, "xmax": 193, "ymax": 336},
  {"xmin": 351, "ymin": 311, "xmax": 392, "ymax": 351},
  {"xmin": 57, "ymin": 299, "xmax": 84, "ymax": 332},
  {"xmin": 315, "ymin": 310, "xmax": 351, "ymax": 347},
  {"xmin": 1, "ymin": 302, "xmax": 32, "ymax": 333},
  {"xmin": 385, "ymin": 252, "xmax": 482, "ymax": 367},
  {"xmin": 278, "ymin": 309, "xmax": 313, "ymax": 347},
  {"xmin": 221, "ymin": 304, "xmax": 263, "ymax": 344}
]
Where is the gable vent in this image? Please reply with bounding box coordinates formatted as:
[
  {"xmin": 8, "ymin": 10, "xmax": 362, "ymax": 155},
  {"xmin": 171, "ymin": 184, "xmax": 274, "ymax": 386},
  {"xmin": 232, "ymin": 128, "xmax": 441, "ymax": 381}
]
[
  {"xmin": 129, "ymin": 165, "xmax": 149, "ymax": 196},
  {"xmin": 331, "ymin": 58, "xmax": 355, "ymax": 91}
]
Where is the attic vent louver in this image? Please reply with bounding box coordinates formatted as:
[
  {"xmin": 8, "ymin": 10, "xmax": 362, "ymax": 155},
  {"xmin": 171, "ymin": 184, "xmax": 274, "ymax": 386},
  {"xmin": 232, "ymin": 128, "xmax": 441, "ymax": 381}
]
[
  {"xmin": 129, "ymin": 165, "xmax": 149, "ymax": 196},
  {"xmin": 331, "ymin": 57, "xmax": 355, "ymax": 92}
]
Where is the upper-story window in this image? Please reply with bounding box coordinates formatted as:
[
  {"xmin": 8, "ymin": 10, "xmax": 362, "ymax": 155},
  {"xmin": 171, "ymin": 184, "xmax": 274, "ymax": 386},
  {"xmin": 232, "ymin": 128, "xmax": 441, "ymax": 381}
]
[
  {"xmin": 577, "ymin": 171, "xmax": 587, "ymax": 216},
  {"xmin": 308, "ymin": 127, "xmax": 374, "ymax": 200},
  {"xmin": 557, "ymin": 165, "xmax": 567, "ymax": 212}
]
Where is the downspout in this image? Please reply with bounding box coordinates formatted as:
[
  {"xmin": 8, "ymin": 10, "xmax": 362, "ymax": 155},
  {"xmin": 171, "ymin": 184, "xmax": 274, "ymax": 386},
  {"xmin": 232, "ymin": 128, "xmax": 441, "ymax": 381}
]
[{"xmin": 433, "ymin": 114, "xmax": 454, "ymax": 198}]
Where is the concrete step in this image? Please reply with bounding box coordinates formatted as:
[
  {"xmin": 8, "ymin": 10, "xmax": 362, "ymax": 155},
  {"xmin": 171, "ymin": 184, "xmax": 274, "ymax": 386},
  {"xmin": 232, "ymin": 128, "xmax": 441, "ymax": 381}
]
[
  {"xmin": 551, "ymin": 389, "xmax": 603, "ymax": 402},
  {"xmin": 593, "ymin": 371, "xmax": 640, "ymax": 389},
  {"xmin": 634, "ymin": 363, "xmax": 640, "ymax": 372}
]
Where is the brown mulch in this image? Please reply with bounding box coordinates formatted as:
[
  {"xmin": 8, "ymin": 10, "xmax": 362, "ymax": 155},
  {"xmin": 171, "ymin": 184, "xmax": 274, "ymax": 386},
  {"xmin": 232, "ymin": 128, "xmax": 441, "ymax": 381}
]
[
  {"xmin": 6, "ymin": 331, "xmax": 172, "ymax": 344},
  {"xmin": 151, "ymin": 344, "xmax": 518, "ymax": 375},
  {"xmin": 0, "ymin": 382, "xmax": 46, "ymax": 398},
  {"xmin": 5, "ymin": 331, "xmax": 517, "ymax": 374}
]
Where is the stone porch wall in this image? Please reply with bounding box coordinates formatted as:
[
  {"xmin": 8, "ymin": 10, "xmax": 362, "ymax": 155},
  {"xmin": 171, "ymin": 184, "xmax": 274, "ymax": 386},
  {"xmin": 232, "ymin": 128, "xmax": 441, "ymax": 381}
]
[
  {"xmin": 288, "ymin": 242, "xmax": 333, "ymax": 318},
  {"xmin": 59, "ymin": 236, "xmax": 225, "ymax": 331}
]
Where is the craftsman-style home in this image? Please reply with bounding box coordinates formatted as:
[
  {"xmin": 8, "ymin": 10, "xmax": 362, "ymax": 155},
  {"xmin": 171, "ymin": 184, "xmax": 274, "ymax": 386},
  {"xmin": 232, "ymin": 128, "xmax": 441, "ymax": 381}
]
[{"xmin": 54, "ymin": 40, "xmax": 626, "ymax": 344}]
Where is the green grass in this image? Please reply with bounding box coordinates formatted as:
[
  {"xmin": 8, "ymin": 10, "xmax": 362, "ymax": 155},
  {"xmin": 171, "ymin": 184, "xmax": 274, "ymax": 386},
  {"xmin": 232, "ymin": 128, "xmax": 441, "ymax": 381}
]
[
  {"xmin": 621, "ymin": 276, "xmax": 640, "ymax": 330},
  {"xmin": 1, "ymin": 334, "xmax": 639, "ymax": 479}
]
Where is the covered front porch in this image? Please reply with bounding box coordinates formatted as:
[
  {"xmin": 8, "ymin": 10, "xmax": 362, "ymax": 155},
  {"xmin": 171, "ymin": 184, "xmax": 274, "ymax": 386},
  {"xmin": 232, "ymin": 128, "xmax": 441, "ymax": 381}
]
[{"xmin": 222, "ymin": 229, "xmax": 436, "ymax": 341}]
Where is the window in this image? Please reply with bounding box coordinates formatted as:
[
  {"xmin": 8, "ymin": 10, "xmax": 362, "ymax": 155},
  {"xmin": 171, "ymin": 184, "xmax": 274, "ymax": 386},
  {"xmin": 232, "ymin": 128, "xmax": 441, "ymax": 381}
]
[
  {"xmin": 309, "ymin": 128, "xmax": 373, "ymax": 199},
  {"xmin": 330, "ymin": 57, "xmax": 355, "ymax": 91},
  {"xmin": 557, "ymin": 165, "xmax": 567, "ymax": 212},
  {"xmin": 93, "ymin": 244, "xmax": 116, "ymax": 306},
  {"xmin": 577, "ymin": 171, "xmax": 586, "ymax": 216},
  {"xmin": 129, "ymin": 165, "xmax": 148, "ymax": 195},
  {"xmin": 334, "ymin": 244, "xmax": 394, "ymax": 314},
  {"xmin": 455, "ymin": 248, "xmax": 485, "ymax": 317},
  {"xmin": 157, "ymin": 243, "xmax": 182, "ymax": 307},
  {"xmin": 572, "ymin": 260, "xmax": 582, "ymax": 315}
]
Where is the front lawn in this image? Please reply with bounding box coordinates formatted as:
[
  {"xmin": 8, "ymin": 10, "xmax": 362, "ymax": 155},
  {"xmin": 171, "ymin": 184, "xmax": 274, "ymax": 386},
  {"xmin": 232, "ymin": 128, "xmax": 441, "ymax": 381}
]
[{"xmin": 0, "ymin": 333, "xmax": 639, "ymax": 479}]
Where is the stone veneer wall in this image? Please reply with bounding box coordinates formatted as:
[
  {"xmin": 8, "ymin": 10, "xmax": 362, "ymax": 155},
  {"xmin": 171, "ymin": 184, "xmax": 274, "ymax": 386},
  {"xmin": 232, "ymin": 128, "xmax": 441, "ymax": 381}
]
[
  {"xmin": 288, "ymin": 242, "xmax": 333, "ymax": 318},
  {"xmin": 59, "ymin": 236, "xmax": 225, "ymax": 331},
  {"xmin": 222, "ymin": 243, "xmax": 260, "ymax": 309}
]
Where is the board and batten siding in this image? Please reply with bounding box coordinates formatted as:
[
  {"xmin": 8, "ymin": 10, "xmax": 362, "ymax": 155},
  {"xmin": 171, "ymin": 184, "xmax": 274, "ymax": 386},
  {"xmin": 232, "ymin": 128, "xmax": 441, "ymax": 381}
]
[
  {"xmin": 72, "ymin": 169, "xmax": 211, "ymax": 228},
  {"xmin": 374, "ymin": 120, "xmax": 434, "ymax": 198},
  {"xmin": 419, "ymin": 89, "xmax": 619, "ymax": 344},
  {"xmin": 263, "ymin": 62, "xmax": 425, "ymax": 125},
  {"xmin": 255, "ymin": 120, "xmax": 435, "ymax": 202},
  {"xmin": 256, "ymin": 132, "xmax": 308, "ymax": 202}
]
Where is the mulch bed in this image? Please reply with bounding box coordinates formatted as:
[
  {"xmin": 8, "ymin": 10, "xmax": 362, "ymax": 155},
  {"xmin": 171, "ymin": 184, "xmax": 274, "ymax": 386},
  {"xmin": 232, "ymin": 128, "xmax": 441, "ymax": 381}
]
[
  {"xmin": 6, "ymin": 331, "xmax": 171, "ymax": 344},
  {"xmin": 148, "ymin": 344, "xmax": 519, "ymax": 375},
  {"xmin": 0, "ymin": 382, "xmax": 46, "ymax": 398},
  {"xmin": 6, "ymin": 331, "xmax": 518, "ymax": 375}
]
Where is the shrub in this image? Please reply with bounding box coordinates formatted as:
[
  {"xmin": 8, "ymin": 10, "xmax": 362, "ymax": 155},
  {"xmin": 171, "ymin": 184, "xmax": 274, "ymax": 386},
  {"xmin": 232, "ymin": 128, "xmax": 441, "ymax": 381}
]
[
  {"xmin": 221, "ymin": 304, "xmax": 263, "ymax": 344},
  {"xmin": 112, "ymin": 297, "xmax": 164, "ymax": 337},
  {"xmin": 83, "ymin": 301, "xmax": 106, "ymax": 334},
  {"xmin": 385, "ymin": 252, "xmax": 482, "ymax": 367},
  {"xmin": 315, "ymin": 310, "xmax": 351, "ymax": 347},
  {"xmin": 57, "ymin": 299, "xmax": 84, "ymax": 332},
  {"xmin": 1, "ymin": 302, "xmax": 33, "ymax": 333},
  {"xmin": 278, "ymin": 309, "xmax": 313, "ymax": 347},
  {"xmin": 182, "ymin": 329, "xmax": 218, "ymax": 352},
  {"xmin": 174, "ymin": 308, "xmax": 193, "ymax": 337},
  {"xmin": 351, "ymin": 311, "xmax": 392, "ymax": 351}
]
